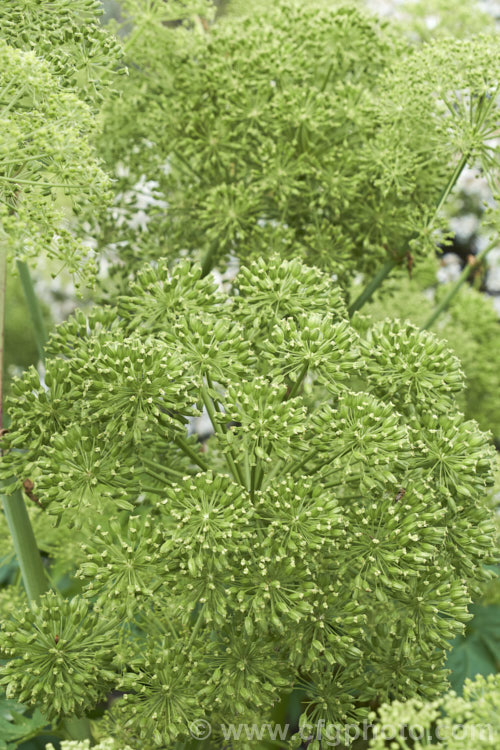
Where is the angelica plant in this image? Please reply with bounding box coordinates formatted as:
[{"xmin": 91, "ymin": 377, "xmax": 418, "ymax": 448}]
[
  {"xmin": 93, "ymin": 0, "xmax": 500, "ymax": 299},
  {"xmin": 0, "ymin": 2, "xmax": 499, "ymax": 747},
  {"xmin": 369, "ymin": 672, "xmax": 500, "ymax": 749},
  {"xmin": 0, "ymin": 255, "xmax": 496, "ymax": 747}
]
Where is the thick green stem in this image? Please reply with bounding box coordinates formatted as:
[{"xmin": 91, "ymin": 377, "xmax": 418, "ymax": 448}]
[
  {"xmin": 348, "ymin": 258, "xmax": 398, "ymax": 315},
  {"xmin": 0, "ymin": 247, "xmax": 47, "ymax": 602},
  {"xmin": 1, "ymin": 490, "xmax": 48, "ymax": 602},
  {"xmin": 433, "ymin": 151, "xmax": 469, "ymax": 218},
  {"xmin": 16, "ymin": 259, "xmax": 47, "ymax": 363},
  {"xmin": 422, "ymin": 237, "xmax": 497, "ymax": 330},
  {"xmin": 141, "ymin": 455, "xmax": 185, "ymax": 479}
]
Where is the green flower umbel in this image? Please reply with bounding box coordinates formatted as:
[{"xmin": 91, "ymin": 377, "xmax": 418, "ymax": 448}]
[{"xmin": 0, "ymin": 592, "xmax": 118, "ymax": 720}]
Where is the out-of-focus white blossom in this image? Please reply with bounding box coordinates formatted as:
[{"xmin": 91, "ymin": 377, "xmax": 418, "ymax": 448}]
[
  {"xmin": 456, "ymin": 166, "xmax": 493, "ymax": 203},
  {"xmin": 437, "ymin": 252, "xmax": 462, "ymax": 284},
  {"xmin": 449, "ymin": 214, "xmax": 480, "ymax": 240},
  {"xmin": 486, "ymin": 247, "xmax": 500, "ymax": 292}
]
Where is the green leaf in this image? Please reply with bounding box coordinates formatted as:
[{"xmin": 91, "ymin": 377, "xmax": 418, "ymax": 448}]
[
  {"xmin": 0, "ymin": 694, "xmax": 48, "ymax": 750},
  {"xmin": 446, "ymin": 603, "xmax": 500, "ymax": 693}
]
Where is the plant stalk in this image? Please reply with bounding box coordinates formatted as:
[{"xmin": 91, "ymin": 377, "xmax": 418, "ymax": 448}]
[
  {"xmin": 348, "ymin": 258, "xmax": 398, "ymax": 315},
  {"xmin": 421, "ymin": 237, "xmax": 497, "ymax": 330},
  {"xmin": 141, "ymin": 454, "xmax": 185, "ymax": 478},
  {"xmin": 1, "ymin": 492, "xmax": 48, "ymax": 602},
  {"xmin": 0, "ymin": 245, "xmax": 47, "ymax": 601},
  {"xmin": 16, "ymin": 259, "xmax": 47, "ymax": 363}
]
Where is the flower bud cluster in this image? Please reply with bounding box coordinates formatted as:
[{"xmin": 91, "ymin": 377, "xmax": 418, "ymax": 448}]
[
  {"xmin": 1, "ymin": 254, "xmax": 496, "ymax": 741},
  {"xmin": 0, "ymin": 592, "xmax": 118, "ymax": 720}
]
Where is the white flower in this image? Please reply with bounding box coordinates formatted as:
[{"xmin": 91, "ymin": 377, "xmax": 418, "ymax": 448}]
[{"xmin": 437, "ymin": 253, "xmax": 462, "ymax": 284}]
